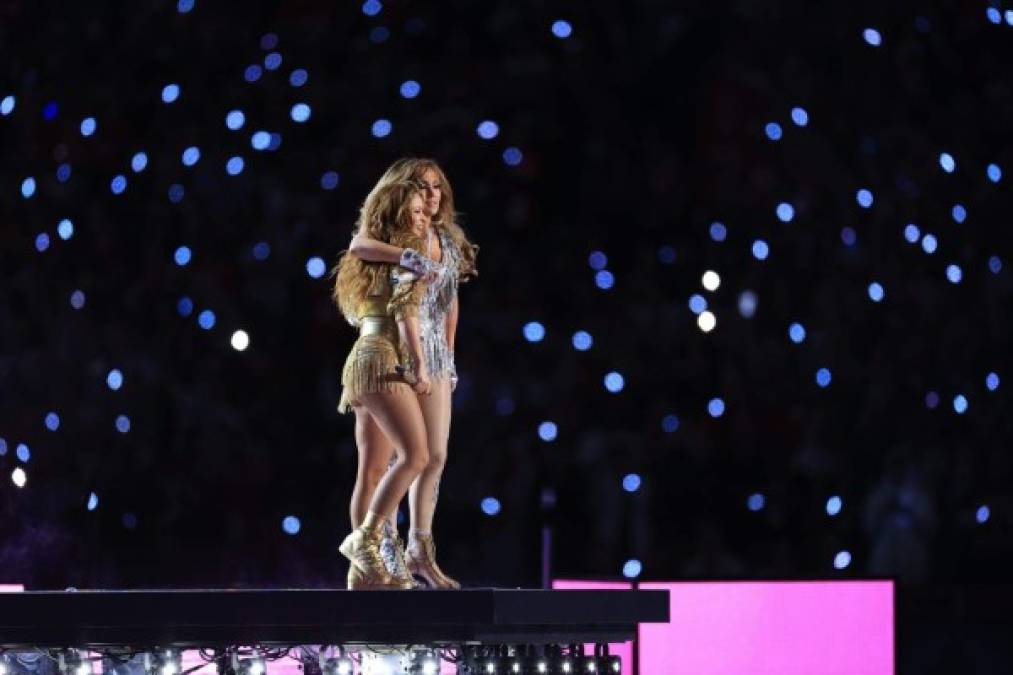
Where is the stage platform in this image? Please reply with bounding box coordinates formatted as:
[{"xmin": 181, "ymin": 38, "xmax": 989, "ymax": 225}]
[{"xmin": 0, "ymin": 588, "xmax": 669, "ymax": 648}]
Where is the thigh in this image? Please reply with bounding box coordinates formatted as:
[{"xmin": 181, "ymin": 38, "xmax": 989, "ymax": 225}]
[
  {"xmin": 354, "ymin": 408, "xmax": 395, "ymax": 471},
  {"xmin": 417, "ymin": 377, "xmax": 452, "ymax": 459},
  {"xmin": 359, "ymin": 385, "xmax": 429, "ymax": 462}
]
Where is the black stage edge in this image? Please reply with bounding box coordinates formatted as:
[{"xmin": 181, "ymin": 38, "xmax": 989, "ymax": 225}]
[{"xmin": 0, "ymin": 589, "xmax": 669, "ymax": 647}]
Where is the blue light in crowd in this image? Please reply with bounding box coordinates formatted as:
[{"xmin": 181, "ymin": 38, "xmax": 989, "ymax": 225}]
[
  {"xmin": 987, "ymin": 7, "xmax": 1002, "ymax": 23},
  {"xmin": 182, "ymin": 146, "xmax": 200, "ymax": 166},
  {"xmin": 369, "ymin": 27, "xmax": 390, "ymax": 43},
  {"xmin": 523, "ymin": 321, "xmax": 546, "ymax": 342},
  {"xmin": 921, "ymin": 234, "xmax": 938, "ymax": 254},
  {"xmin": 43, "ymin": 101, "xmax": 58, "ymax": 120},
  {"xmin": 290, "ymin": 103, "xmax": 311, "ymax": 122},
  {"xmin": 1007, "ymin": 9, "xmax": 1013, "ymax": 25},
  {"xmin": 400, "ymin": 80, "xmax": 421, "ymax": 98},
  {"xmin": 986, "ymin": 372, "xmax": 1000, "ymax": 391},
  {"xmin": 816, "ymin": 367, "xmax": 832, "ymax": 387},
  {"xmin": 925, "ymin": 391, "xmax": 940, "ymax": 409},
  {"xmin": 987, "ymin": 164, "xmax": 1002, "ymax": 182},
  {"xmin": 688, "ymin": 294, "xmax": 707, "ymax": 315},
  {"xmin": 168, "ymin": 184, "xmax": 185, "ymax": 203},
  {"xmin": 251, "ymin": 131, "xmax": 271, "ymax": 150},
  {"xmin": 551, "ymin": 19, "xmax": 573, "ymax": 38},
  {"xmin": 371, "ymin": 119, "xmax": 392, "ymax": 137},
  {"xmin": 622, "ymin": 473, "xmax": 642, "ymax": 492},
  {"xmin": 788, "ymin": 322, "xmax": 806, "ymax": 343},
  {"xmin": 244, "ymin": 65, "xmax": 263, "ymax": 82},
  {"xmin": 131, "ymin": 152, "xmax": 148, "ymax": 172},
  {"xmin": 268, "ymin": 132, "xmax": 282, "ymax": 151},
  {"xmin": 264, "ymin": 52, "xmax": 282, "ymax": 70},
  {"xmin": 0, "ymin": 438, "xmax": 6, "ymax": 455},
  {"xmin": 904, "ymin": 224, "xmax": 920, "ymax": 243},
  {"xmin": 174, "ymin": 246, "xmax": 192, "ymax": 266},
  {"xmin": 826, "ymin": 495, "xmax": 843, "ymax": 516},
  {"xmin": 622, "ymin": 559, "xmax": 642, "ymax": 579},
  {"xmin": 306, "ymin": 256, "xmax": 326, "ymax": 278},
  {"xmin": 952, "ymin": 204, "xmax": 966, "ymax": 223},
  {"xmin": 856, "ymin": 188, "xmax": 874, "ymax": 208},
  {"xmin": 776, "ymin": 202, "xmax": 794, "ymax": 222},
  {"xmin": 588, "ymin": 250, "xmax": 608, "ymax": 270},
  {"xmin": 765, "ymin": 122, "xmax": 782, "ymax": 141},
  {"xmin": 45, "ymin": 412, "xmax": 60, "ymax": 431},
  {"xmin": 282, "ymin": 516, "xmax": 301, "ymax": 534},
  {"xmin": 253, "ymin": 242, "xmax": 271, "ymax": 260},
  {"xmin": 604, "ymin": 371, "xmax": 625, "ymax": 393},
  {"xmin": 177, "ymin": 0, "xmax": 194, "ymax": 12},
  {"xmin": 87, "ymin": 492, "xmax": 99, "ymax": 511},
  {"xmin": 107, "ymin": 369, "xmax": 124, "ymax": 390},
  {"xmin": 80, "ymin": 117, "xmax": 97, "ymax": 136},
  {"xmin": 481, "ymin": 497, "xmax": 501, "ymax": 516},
  {"xmin": 989, "ymin": 255, "xmax": 1002, "ymax": 273},
  {"xmin": 70, "ymin": 290, "xmax": 86, "ymax": 309},
  {"xmin": 791, "ymin": 107, "xmax": 809, "ymax": 126},
  {"xmin": 198, "ymin": 310, "xmax": 216, "ymax": 330},
  {"xmin": 863, "ymin": 28, "xmax": 882, "ymax": 46},
  {"xmin": 110, "ymin": 175, "xmax": 127, "ymax": 194},
  {"xmin": 362, "ymin": 0, "xmax": 382, "ymax": 15},
  {"xmin": 177, "ymin": 297, "xmax": 194, "ymax": 317},
  {"xmin": 709, "ymin": 222, "xmax": 727, "ymax": 241},
  {"xmin": 161, "ymin": 84, "xmax": 180, "ymax": 103},
  {"xmin": 122, "ymin": 513, "xmax": 138, "ymax": 529},
  {"xmin": 16, "ymin": 443, "xmax": 30, "ymax": 463},
  {"xmin": 976, "ymin": 505, "xmax": 990, "ymax": 524},
  {"xmin": 321, "ymin": 171, "xmax": 340, "ymax": 190},
  {"xmin": 226, "ymin": 110, "xmax": 245, "ymax": 130},
  {"xmin": 571, "ymin": 330, "xmax": 593, "ymax": 351},
  {"xmin": 953, "ymin": 394, "xmax": 968, "ymax": 414},
  {"xmin": 840, "ymin": 227, "xmax": 857, "ymax": 247},
  {"xmin": 502, "ymin": 147, "xmax": 523, "ymax": 166},
  {"xmin": 260, "ymin": 33, "xmax": 278, "ymax": 49},
  {"xmin": 56, "ymin": 217, "xmax": 73, "ymax": 239},
  {"xmin": 0, "ymin": 95, "xmax": 14, "ymax": 115},
  {"xmin": 538, "ymin": 421, "xmax": 558, "ymax": 442},
  {"xmin": 661, "ymin": 414, "xmax": 680, "ymax": 433},
  {"xmin": 939, "ymin": 152, "xmax": 955, "ymax": 173},
  {"xmin": 115, "ymin": 415, "xmax": 131, "ymax": 433},
  {"xmin": 595, "ymin": 270, "xmax": 615, "ymax": 289},
  {"xmin": 226, "ymin": 156, "xmax": 245, "ymax": 175},
  {"xmin": 834, "ymin": 551, "xmax": 852, "ymax": 569},
  {"xmin": 708, "ymin": 397, "xmax": 725, "ymax": 417},
  {"xmin": 868, "ymin": 282, "xmax": 885, "ymax": 302},
  {"xmin": 747, "ymin": 493, "xmax": 765, "ymax": 511},
  {"xmin": 21, "ymin": 177, "xmax": 35, "ymax": 198},
  {"xmin": 35, "ymin": 233, "xmax": 50, "ymax": 252},
  {"xmin": 657, "ymin": 245, "xmax": 676, "ymax": 264},
  {"xmin": 946, "ymin": 264, "xmax": 962, "ymax": 283},
  {"xmin": 57, "ymin": 163, "xmax": 72, "ymax": 181},
  {"xmin": 289, "ymin": 69, "xmax": 308, "ymax": 87},
  {"xmin": 752, "ymin": 239, "xmax": 769, "ymax": 260},
  {"xmin": 476, "ymin": 120, "xmax": 499, "ymax": 139}
]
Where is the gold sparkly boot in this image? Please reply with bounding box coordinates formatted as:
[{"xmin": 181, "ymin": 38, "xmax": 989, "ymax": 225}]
[
  {"xmin": 339, "ymin": 519, "xmax": 414, "ymax": 590},
  {"xmin": 406, "ymin": 532, "xmax": 461, "ymax": 589}
]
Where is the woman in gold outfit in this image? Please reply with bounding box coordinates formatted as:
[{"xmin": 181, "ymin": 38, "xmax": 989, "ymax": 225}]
[
  {"xmin": 341, "ymin": 158, "xmax": 478, "ymax": 589},
  {"xmin": 332, "ymin": 180, "xmax": 440, "ymax": 589}
]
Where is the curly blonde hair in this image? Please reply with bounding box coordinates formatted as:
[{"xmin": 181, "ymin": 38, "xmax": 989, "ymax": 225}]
[
  {"xmin": 331, "ymin": 181, "xmax": 422, "ymax": 323},
  {"xmin": 363, "ymin": 157, "xmax": 479, "ymax": 281}
]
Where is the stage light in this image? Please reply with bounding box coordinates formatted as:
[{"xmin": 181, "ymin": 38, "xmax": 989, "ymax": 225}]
[
  {"xmin": 45, "ymin": 412, "xmax": 60, "ymax": 431},
  {"xmin": 57, "ymin": 163, "xmax": 72, "ymax": 181},
  {"xmin": 555, "ymin": 657, "xmax": 574, "ymax": 673},
  {"xmin": 290, "ymin": 103, "xmax": 312, "ymax": 123},
  {"xmin": 708, "ymin": 397, "xmax": 725, "ymax": 417},
  {"xmin": 400, "ymin": 80, "xmax": 421, "ymax": 98},
  {"xmin": 80, "ymin": 117, "xmax": 97, "ymax": 136},
  {"xmin": 1007, "ymin": 10, "xmax": 1013, "ymax": 25},
  {"xmin": 661, "ymin": 414, "xmax": 679, "ymax": 433},
  {"xmin": 231, "ymin": 330, "xmax": 250, "ymax": 351},
  {"xmin": 70, "ymin": 290, "xmax": 86, "ymax": 309},
  {"xmin": 182, "ymin": 146, "xmax": 200, "ymax": 166},
  {"xmin": 43, "ymin": 101, "xmax": 59, "ymax": 120},
  {"xmin": 709, "ymin": 221, "xmax": 727, "ymax": 241},
  {"xmin": 939, "ymin": 152, "xmax": 955, "ymax": 173},
  {"xmin": 987, "ymin": 163, "xmax": 1002, "ymax": 182},
  {"xmin": 604, "ymin": 371, "xmax": 624, "ymax": 393},
  {"xmin": 177, "ymin": 0, "xmax": 194, "ymax": 13},
  {"xmin": 738, "ymin": 290, "xmax": 758, "ymax": 318},
  {"xmin": 177, "ymin": 297, "xmax": 194, "ymax": 317},
  {"xmin": 0, "ymin": 439, "xmax": 5, "ymax": 456},
  {"xmin": 198, "ymin": 310, "xmax": 216, "ymax": 330},
  {"xmin": 903, "ymin": 223, "xmax": 920, "ymax": 243},
  {"xmin": 581, "ymin": 656, "xmax": 596, "ymax": 672},
  {"xmin": 132, "ymin": 152, "xmax": 148, "ymax": 172},
  {"xmin": 143, "ymin": 650, "xmax": 181, "ymax": 675},
  {"xmin": 168, "ymin": 184, "xmax": 185, "ymax": 203},
  {"xmin": 11, "ymin": 467, "xmax": 26, "ymax": 488},
  {"xmin": 321, "ymin": 171, "xmax": 340, "ymax": 189},
  {"xmin": 251, "ymin": 131, "xmax": 271, "ymax": 150},
  {"xmin": 115, "ymin": 415, "xmax": 130, "ymax": 433},
  {"xmin": 571, "ymin": 330, "xmax": 593, "ymax": 351},
  {"xmin": 945, "ymin": 264, "xmax": 962, "ymax": 283},
  {"xmin": 362, "ymin": 0, "xmax": 382, "ymax": 16},
  {"xmin": 111, "ymin": 175, "xmax": 127, "ymax": 194},
  {"xmin": 523, "ymin": 321, "xmax": 546, "ymax": 342},
  {"xmin": 87, "ymin": 492, "xmax": 99, "ymax": 511},
  {"xmin": 863, "ymin": 28, "xmax": 882, "ymax": 46},
  {"xmin": 855, "ymin": 188, "xmax": 873, "ymax": 208},
  {"xmin": 306, "ymin": 256, "xmax": 326, "ymax": 278},
  {"xmin": 986, "ymin": 372, "xmax": 1000, "ymax": 391},
  {"xmin": 290, "ymin": 69, "xmax": 308, "ymax": 87},
  {"xmin": 952, "ymin": 203, "xmax": 966, "ymax": 223},
  {"xmin": 925, "ymin": 391, "xmax": 939, "ymax": 409},
  {"xmin": 816, "ymin": 367, "xmax": 832, "ymax": 388},
  {"xmin": 58, "ymin": 218, "xmax": 74, "ymax": 240},
  {"xmin": 372, "ymin": 119, "xmax": 392, "ymax": 137},
  {"xmin": 867, "ymin": 282, "xmax": 884, "ymax": 302},
  {"xmin": 552, "ymin": 19, "xmax": 573, "ymax": 39},
  {"xmin": 764, "ymin": 122, "xmax": 782, "ymax": 141},
  {"xmin": 264, "ymin": 52, "xmax": 282, "ymax": 70},
  {"xmin": 702, "ymin": 270, "xmax": 720, "ymax": 291},
  {"xmin": 16, "ymin": 444, "xmax": 30, "ymax": 463},
  {"xmin": 791, "ymin": 106, "xmax": 808, "ymax": 126},
  {"xmin": 688, "ymin": 294, "xmax": 707, "ymax": 314},
  {"xmin": 282, "ymin": 515, "xmax": 300, "ymax": 534},
  {"xmin": 244, "ymin": 65, "xmax": 263, "ymax": 82},
  {"xmin": 174, "ymin": 246, "xmax": 192, "ymax": 266},
  {"xmin": 976, "ymin": 505, "xmax": 990, "ymax": 524},
  {"xmin": 36, "ymin": 233, "xmax": 50, "ymax": 252},
  {"xmin": 107, "ymin": 369, "xmax": 124, "ymax": 390},
  {"xmin": 502, "ymin": 147, "xmax": 523, "ymax": 166},
  {"xmin": 826, "ymin": 495, "xmax": 842, "ymax": 516},
  {"xmin": 987, "ymin": 7, "xmax": 1002, "ymax": 23},
  {"xmin": 953, "ymin": 394, "xmax": 968, "ymax": 414},
  {"xmin": 21, "ymin": 177, "xmax": 36, "ymax": 198},
  {"xmin": 588, "ymin": 250, "xmax": 607, "ymax": 270},
  {"xmin": 833, "ymin": 551, "xmax": 851, "ymax": 569},
  {"xmin": 788, "ymin": 322, "xmax": 806, "ymax": 343},
  {"xmin": 161, "ymin": 84, "xmax": 180, "ymax": 103},
  {"xmin": 0, "ymin": 95, "xmax": 14, "ymax": 115},
  {"xmin": 477, "ymin": 120, "xmax": 500, "ymax": 139},
  {"xmin": 697, "ymin": 310, "xmax": 716, "ymax": 332},
  {"xmin": 227, "ymin": 156, "xmax": 245, "ymax": 175},
  {"xmin": 840, "ymin": 227, "xmax": 857, "ymax": 247},
  {"xmin": 989, "ymin": 255, "xmax": 1002, "ymax": 273},
  {"xmin": 657, "ymin": 245, "xmax": 676, "ymax": 263},
  {"xmin": 747, "ymin": 493, "xmax": 765, "ymax": 511},
  {"xmin": 369, "ymin": 27, "xmax": 390, "ymax": 43},
  {"xmin": 481, "ymin": 497, "xmax": 501, "ymax": 516},
  {"xmin": 775, "ymin": 202, "xmax": 794, "ymax": 222},
  {"xmin": 622, "ymin": 474, "xmax": 641, "ymax": 492},
  {"xmin": 483, "ymin": 660, "xmax": 496, "ymax": 673},
  {"xmin": 538, "ymin": 421, "xmax": 558, "ymax": 442},
  {"xmin": 752, "ymin": 239, "xmax": 769, "ymax": 260},
  {"xmin": 253, "ymin": 242, "xmax": 271, "ymax": 260},
  {"xmin": 921, "ymin": 233, "xmax": 937, "ymax": 254}
]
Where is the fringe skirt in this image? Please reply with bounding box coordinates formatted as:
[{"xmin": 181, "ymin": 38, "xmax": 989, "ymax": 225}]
[{"xmin": 337, "ymin": 316, "xmax": 409, "ymax": 414}]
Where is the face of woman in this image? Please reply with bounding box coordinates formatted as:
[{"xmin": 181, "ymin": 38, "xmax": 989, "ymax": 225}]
[
  {"xmin": 417, "ymin": 167, "xmax": 442, "ymax": 217},
  {"xmin": 409, "ymin": 193, "xmax": 430, "ymax": 232}
]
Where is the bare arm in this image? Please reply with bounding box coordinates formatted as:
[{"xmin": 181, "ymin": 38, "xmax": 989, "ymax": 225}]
[
  {"xmin": 349, "ymin": 232, "xmax": 403, "ymax": 264},
  {"xmin": 445, "ymin": 295, "xmax": 459, "ymax": 354}
]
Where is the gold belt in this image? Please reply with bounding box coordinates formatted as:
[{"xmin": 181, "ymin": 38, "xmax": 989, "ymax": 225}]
[{"xmin": 359, "ymin": 316, "xmax": 390, "ymax": 336}]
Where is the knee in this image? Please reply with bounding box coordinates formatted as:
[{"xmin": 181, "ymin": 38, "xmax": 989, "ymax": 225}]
[
  {"xmin": 403, "ymin": 446, "xmax": 430, "ymax": 476},
  {"xmin": 425, "ymin": 446, "xmax": 447, "ymax": 472},
  {"xmin": 358, "ymin": 460, "xmax": 390, "ymax": 489}
]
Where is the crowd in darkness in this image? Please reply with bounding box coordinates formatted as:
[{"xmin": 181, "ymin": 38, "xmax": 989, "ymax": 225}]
[{"xmin": 0, "ymin": 0, "xmax": 1010, "ymax": 590}]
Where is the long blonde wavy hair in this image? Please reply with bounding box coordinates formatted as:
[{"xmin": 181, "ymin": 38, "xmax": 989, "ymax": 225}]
[
  {"xmin": 364, "ymin": 157, "xmax": 478, "ymax": 281},
  {"xmin": 331, "ymin": 181, "xmax": 422, "ymax": 324}
]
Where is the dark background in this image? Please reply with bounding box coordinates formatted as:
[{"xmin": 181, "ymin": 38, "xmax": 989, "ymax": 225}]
[{"xmin": 0, "ymin": 0, "xmax": 1010, "ymax": 600}]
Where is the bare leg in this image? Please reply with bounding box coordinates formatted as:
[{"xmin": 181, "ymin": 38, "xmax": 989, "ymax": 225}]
[
  {"xmin": 358, "ymin": 386, "xmax": 429, "ymax": 517},
  {"xmin": 409, "ymin": 376, "xmax": 452, "ymax": 533},
  {"xmin": 350, "ymin": 408, "xmax": 395, "ymax": 529}
]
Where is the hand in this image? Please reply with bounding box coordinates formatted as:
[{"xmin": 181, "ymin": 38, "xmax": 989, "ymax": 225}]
[
  {"xmin": 400, "ymin": 248, "xmax": 441, "ymax": 278},
  {"xmin": 413, "ymin": 368, "xmax": 432, "ymax": 395}
]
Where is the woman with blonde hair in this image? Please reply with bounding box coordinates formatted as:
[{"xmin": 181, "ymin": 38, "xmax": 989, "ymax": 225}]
[
  {"xmin": 332, "ymin": 179, "xmax": 438, "ymax": 589},
  {"xmin": 344, "ymin": 158, "xmax": 478, "ymax": 588}
]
